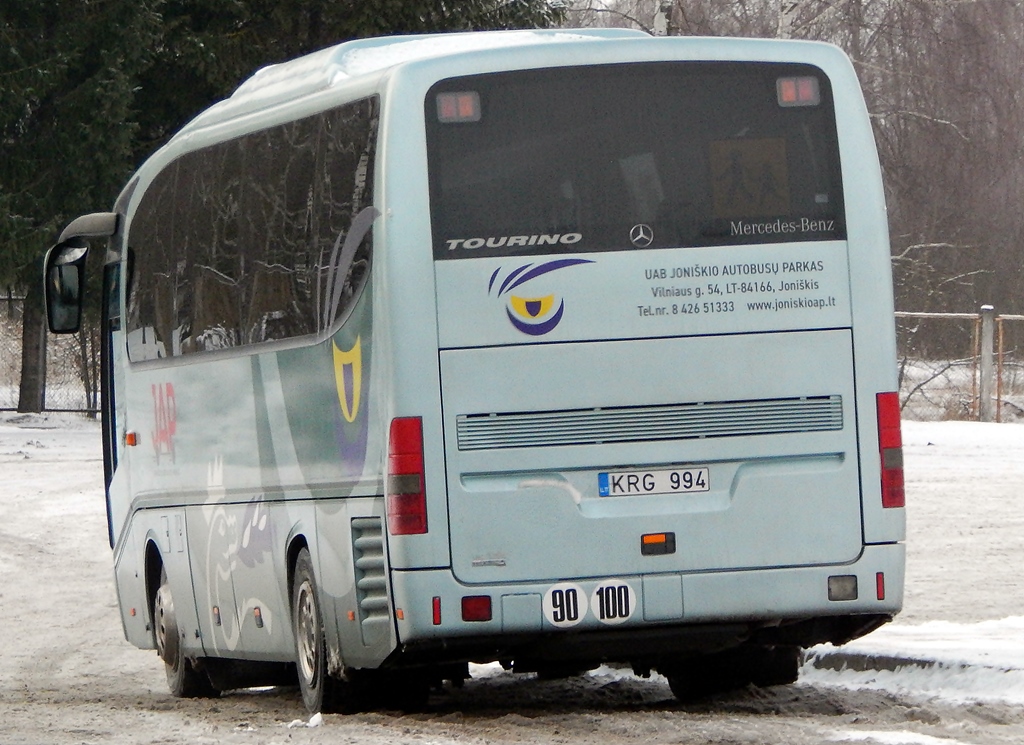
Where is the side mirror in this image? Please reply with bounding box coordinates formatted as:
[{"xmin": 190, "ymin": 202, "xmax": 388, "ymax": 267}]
[{"xmin": 44, "ymin": 240, "xmax": 89, "ymax": 334}]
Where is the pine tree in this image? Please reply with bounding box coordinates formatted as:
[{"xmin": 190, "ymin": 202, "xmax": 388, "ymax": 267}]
[{"xmin": 1, "ymin": 0, "xmax": 566, "ymax": 411}]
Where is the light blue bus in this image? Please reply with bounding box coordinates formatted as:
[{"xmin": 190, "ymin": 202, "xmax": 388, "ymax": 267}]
[{"xmin": 44, "ymin": 29, "xmax": 905, "ymax": 712}]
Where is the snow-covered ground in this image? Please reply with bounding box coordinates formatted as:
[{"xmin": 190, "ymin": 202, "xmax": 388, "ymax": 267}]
[
  {"xmin": 2, "ymin": 413, "xmax": 1023, "ymax": 745},
  {"xmin": 793, "ymin": 419, "xmax": 1024, "ymax": 716}
]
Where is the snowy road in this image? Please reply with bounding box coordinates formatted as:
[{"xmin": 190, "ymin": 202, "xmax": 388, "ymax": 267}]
[{"xmin": 2, "ymin": 414, "xmax": 1023, "ymax": 745}]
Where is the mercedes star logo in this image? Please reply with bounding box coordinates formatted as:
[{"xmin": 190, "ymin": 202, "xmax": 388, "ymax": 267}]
[{"xmin": 629, "ymin": 223, "xmax": 654, "ymax": 248}]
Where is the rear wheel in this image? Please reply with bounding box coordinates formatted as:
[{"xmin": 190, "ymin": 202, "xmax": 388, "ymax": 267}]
[
  {"xmin": 747, "ymin": 645, "xmax": 800, "ymax": 688},
  {"xmin": 153, "ymin": 566, "xmax": 218, "ymax": 698},
  {"xmin": 344, "ymin": 669, "xmax": 430, "ymax": 713},
  {"xmin": 663, "ymin": 645, "xmax": 800, "ymax": 701},
  {"xmin": 388, "ymin": 673, "xmax": 430, "ymax": 712},
  {"xmin": 292, "ymin": 548, "xmax": 340, "ymax": 713}
]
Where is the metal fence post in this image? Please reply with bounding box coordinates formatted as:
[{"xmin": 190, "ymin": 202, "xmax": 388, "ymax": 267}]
[{"xmin": 979, "ymin": 304, "xmax": 996, "ymax": 422}]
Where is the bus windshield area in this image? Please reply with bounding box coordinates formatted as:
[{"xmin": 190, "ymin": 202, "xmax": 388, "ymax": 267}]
[{"xmin": 427, "ymin": 61, "xmax": 846, "ymax": 260}]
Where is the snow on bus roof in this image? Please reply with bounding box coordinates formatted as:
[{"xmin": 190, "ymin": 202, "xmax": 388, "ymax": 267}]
[
  {"xmin": 182, "ymin": 29, "xmax": 647, "ymax": 134},
  {"xmin": 242, "ymin": 29, "xmax": 645, "ymax": 92}
]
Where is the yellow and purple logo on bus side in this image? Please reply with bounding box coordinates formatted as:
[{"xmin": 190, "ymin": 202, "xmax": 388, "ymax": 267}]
[
  {"xmin": 489, "ymin": 259, "xmax": 593, "ymax": 336},
  {"xmin": 328, "ymin": 332, "xmax": 370, "ymax": 479},
  {"xmin": 333, "ymin": 336, "xmax": 362, "ymax": 423}
]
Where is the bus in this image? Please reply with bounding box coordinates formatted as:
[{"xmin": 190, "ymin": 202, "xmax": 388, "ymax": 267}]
[{"xmin": 43, "ymin": 29, "xmax": 905, "ymax": 712}]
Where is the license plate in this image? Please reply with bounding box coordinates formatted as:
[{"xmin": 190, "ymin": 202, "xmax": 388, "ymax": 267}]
[{"xmin": 598, "ymin": 467, "xmax": 710, "ymax": 497}]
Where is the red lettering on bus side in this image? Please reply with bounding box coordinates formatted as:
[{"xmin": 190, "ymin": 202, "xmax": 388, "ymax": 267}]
[{"xmin": 152, "ymin": 382, "xmax": 176, "ymax": 464}]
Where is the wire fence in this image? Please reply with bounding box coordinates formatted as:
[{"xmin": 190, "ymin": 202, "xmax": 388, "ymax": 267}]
[
  {"xmin": 0, "ymin": 292, "xmax": 1021, "ymax": 422},
  {"xmin": 897, "ymin": 307, "xmax": 1024, "ymax": 422},
  {"xmin": 0, "ymin": 294, "xmax": 21, "ymax": 410},
  {"xmin": 0, "ymin": 294, "xmax": 100, "ymax": 414}
]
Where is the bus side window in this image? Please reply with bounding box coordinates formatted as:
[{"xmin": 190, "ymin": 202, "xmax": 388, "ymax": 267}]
[{"xmin": 125, "ymin": 98, "xmax": 379, "ymax": 360}]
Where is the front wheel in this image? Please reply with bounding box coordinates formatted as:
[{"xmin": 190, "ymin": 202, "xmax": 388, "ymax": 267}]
[
  {"xmin": 292, "ymin": 548, "xmax": 340, "ymax": 713},
  {"xmin": 153, "ymin": 566, "xmax": 217, "ymax": 698}
]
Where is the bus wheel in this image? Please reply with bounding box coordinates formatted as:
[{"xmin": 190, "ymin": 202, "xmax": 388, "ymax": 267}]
[
  {"xmin": 663, "ymin": 645, "xmax": 800, "ymax": 701},
  {"xmin": 292, "ymin": 548, "xmax": 339, "ymax": 713},
  {"xmin": 390, "ymin": 674, "xmax": 430, "ymax": 712},
  {"xmin": 747, "ymin": 645, "xmax": 801, "ymax": 687},
  {"xmin": 153, "ymin": 567, "xmax": 218, "ymax": 698},
  {"xmin": 664, "ymin": 662, "xmax": 745, "ymax": 701}
]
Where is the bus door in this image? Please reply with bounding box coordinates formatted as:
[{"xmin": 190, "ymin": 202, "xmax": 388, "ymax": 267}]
[
  {"xmin": 101, "ymin": 214, "xmax": 137, "ymax": 553},
  {"xmin": 100, "ymin": 257, "xmax": 125, "ymax": 547}
]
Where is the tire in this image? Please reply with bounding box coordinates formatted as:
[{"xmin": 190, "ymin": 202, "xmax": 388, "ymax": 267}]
[
  {"xmin": 153, "ymin": 566, "xmax": 218, "ymax": 698},
  {"xmin": 345, "ymin": 669, "xmax": 430, "ymax": 713},
  {"xmin": 389, "ymin": 673, "xmax": 430, "ymax": 713},
  {"xmin": 665, "ymin": 657, "xmax": 746, "ymax": 701},
  {"xmin": 292, "ymin": 548, "xmax": 340, "ymax": 713},
  {"xmin": 663, "ymin": 645, "xmax": 800, "ymax": 702},
  {"xmin": 748, "ymin": 645, "xmax": 800, "ymax": 687}
]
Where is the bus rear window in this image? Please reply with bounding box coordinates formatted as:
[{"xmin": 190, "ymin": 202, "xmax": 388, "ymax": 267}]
[{"xmin": 426, "ymin": 62, "xmax": 845, "ymax": 259}]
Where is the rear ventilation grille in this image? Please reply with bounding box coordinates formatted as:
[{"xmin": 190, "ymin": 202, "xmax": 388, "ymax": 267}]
[
  {"xmin": 456, "ymin": 395, "xmax": 842, "ymax": 451},
  {"xmin": 351, "ymin": 517, "xmax": 389, "ymax": 645}
]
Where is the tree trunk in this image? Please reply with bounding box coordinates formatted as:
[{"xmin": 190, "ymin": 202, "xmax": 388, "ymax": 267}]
[{"xmin": 18, "ymin": 263, "xmax": 46, "ymax": 413}]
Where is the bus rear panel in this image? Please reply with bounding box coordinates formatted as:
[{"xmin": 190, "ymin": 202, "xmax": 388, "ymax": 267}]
[{"xmin": 386, "ymin": 54, "xmax": 902, "ymax": 674}]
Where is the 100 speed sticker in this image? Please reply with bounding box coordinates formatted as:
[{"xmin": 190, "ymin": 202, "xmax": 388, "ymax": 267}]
[{"xmin": 542, "ymin": 579, "xmax": 637, "ymax": 628}]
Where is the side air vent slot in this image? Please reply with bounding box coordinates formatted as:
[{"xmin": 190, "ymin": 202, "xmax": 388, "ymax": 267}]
[{"xmin": 351, "ymin": 517, "xmax": 389, "ymax": 645}]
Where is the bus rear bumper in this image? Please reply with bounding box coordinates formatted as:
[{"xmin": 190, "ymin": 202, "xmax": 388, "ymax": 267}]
[{"xmin": 387, "ymin": 542, "xmax": 903, "ymax": 668}]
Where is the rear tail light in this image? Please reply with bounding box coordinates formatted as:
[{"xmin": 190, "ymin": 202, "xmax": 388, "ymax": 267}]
[
  {"xmin": 876, "ymin": 392, "xmax": 905, "ymax": 508},
  {"xmin": 461, "ymin": 595, "xmax": 492, "ymax": 622},
  {"xmin": 387, "ymin": 417, "xmax": 427, "ymax": 535}
]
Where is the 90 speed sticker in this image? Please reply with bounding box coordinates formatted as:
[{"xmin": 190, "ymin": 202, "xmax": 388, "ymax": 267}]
[
  {"xmin": 542, "ymin": 579, "xmax": 637, "ymax": 628},
  {"xmin": 542, "ymin": 582, "xmax": 587, "ymax": 628}
]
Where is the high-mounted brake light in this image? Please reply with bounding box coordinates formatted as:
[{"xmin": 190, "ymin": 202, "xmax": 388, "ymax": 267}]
[
  {"xmin": 437, "ymin": 91, "xmax": 481, "ymax": 123},
  {"xmin": 876, "ymin": 392, "xmax": 905, "ymax": 508},
  {"xmin": 777, "ymin": 76, "xmax": 821, "ymax": 107},
  {"xmin": 387, "ymin": 417, "xmax": 428, "ymax": 535}
]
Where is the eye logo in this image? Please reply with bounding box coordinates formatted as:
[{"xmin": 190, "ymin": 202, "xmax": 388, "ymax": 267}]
[
  {"xmin": 510, "ymin": 295, "xmax": 555, "ymax": 320},
  {"xmin": 489, "ymin": 259, "xmax": 593, "ymax": 336}
]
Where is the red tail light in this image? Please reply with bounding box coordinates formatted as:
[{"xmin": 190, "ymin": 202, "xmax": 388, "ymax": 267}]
[
  {"xmin": 876, "ymin": 392, "xmax": 905, "ymax": 508},
  {"xmin": 387, "ymin": 417, "xmax": 427, "ymax": 535},
  {"xmin": 461, "ymin": 595, "xmax": 492, "ymax": 622}
]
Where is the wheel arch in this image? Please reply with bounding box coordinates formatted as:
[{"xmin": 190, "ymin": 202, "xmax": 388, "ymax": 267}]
[
  {"xmin": 285, "ymin": 531, "xmax": 349, "ymax": 681},
  {"xmin": 286, "ymin": 533, "xmax": 310, "ymax": 611},
  {"xmin": 144, "ymin": 538, "xmax": 164, "ymax": 640}
]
